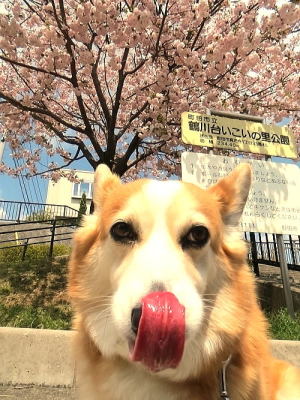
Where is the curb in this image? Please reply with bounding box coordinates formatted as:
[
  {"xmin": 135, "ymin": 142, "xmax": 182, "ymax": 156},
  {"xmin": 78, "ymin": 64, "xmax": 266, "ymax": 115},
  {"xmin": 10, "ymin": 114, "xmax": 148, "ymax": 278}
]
[
  {"xmin": 0, "ymin": 328, "xmax": 75, "ymax": 387},
  {"xmin": 1, "ymin": 327, "xmax": 300, "ymax": 387}
]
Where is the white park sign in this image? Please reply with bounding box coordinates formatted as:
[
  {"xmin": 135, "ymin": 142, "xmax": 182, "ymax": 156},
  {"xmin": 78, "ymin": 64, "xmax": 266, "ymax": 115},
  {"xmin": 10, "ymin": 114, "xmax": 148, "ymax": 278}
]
[{"xmin": 181, "ymin": 152, "xmax": 300, "ymax": 235}]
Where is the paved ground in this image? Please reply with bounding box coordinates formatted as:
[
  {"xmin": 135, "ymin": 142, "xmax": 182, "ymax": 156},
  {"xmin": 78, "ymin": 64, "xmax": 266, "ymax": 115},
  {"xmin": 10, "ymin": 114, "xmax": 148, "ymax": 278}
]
[{"xmin": 0, "ymin": 385, "xmax": 76, "ymax": 400}]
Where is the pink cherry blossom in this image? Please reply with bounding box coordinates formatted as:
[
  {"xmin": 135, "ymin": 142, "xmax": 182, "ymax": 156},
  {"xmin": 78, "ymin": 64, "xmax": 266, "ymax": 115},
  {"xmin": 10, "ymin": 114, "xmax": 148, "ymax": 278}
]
[{"xmin": 0, "ymin": 0, "xmax": 299, "ymax": 182}]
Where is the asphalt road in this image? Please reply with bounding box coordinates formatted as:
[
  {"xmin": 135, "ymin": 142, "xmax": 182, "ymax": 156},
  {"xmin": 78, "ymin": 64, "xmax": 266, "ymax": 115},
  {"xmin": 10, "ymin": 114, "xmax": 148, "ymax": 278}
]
[{"xmin": 0, "ymin": 385, "xmax": 76, "ymax": 400}]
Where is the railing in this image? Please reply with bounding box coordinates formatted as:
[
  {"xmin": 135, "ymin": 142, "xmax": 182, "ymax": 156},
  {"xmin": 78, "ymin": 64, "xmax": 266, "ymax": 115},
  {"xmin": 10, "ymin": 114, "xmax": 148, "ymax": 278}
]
[
  {"xmin": 0, "ymin": 217, "xmax": 77, "ymax": 258},
  {"xmin": 0, "ymin": 200, "xmax": 79, "ymax": 222},
  {"xmin": 244, "ymin": 232, "xmax": 300, "ymax": 275}
]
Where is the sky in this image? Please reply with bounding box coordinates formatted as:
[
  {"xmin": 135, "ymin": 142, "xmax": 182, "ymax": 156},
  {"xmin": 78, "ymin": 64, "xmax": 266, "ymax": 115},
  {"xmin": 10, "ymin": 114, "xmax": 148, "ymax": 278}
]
[{"xmin": 0, "ymin": 143, "xmax": 93, "ymax": 203}]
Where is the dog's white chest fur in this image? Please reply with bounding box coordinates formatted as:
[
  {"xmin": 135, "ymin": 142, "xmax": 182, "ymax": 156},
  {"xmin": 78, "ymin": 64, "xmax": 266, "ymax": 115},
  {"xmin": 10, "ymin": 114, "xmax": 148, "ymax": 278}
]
[{"xmin": 84, "ymin": 364, "xmax": 201, "ymax": 400}]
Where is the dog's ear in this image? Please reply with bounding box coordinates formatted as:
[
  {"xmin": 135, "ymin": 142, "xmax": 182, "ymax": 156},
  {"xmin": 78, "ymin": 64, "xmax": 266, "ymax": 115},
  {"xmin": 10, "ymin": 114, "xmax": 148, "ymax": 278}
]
[
  {"xmin": 208, "ymin": 163, "xmax": 252, "ymax": 226},
  {"xmin": 93, "ymin": 164, "xmax": 121, "ymax": 210}
]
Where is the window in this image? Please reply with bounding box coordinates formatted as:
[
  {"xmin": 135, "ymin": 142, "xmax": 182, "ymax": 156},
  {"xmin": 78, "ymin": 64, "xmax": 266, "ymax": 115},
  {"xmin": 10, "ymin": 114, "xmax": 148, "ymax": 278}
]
[{"xmin": 72, "ymin": 182, "xmax": 93, "ymax": 199}]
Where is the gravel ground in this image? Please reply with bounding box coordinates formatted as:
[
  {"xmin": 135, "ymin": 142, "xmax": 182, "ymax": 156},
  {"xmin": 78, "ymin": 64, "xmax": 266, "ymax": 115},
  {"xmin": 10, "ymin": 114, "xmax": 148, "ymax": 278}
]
[{"xmin": 0, "ymin": 385, "xmax": 76, "ymax": 400}]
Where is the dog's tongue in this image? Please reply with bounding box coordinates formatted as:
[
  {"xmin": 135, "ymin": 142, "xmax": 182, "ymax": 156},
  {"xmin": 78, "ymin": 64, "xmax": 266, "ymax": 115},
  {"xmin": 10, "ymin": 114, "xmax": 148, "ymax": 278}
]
[{"xmin": 132, "ymin": 291, "xmax": 185, "ymax": 372}]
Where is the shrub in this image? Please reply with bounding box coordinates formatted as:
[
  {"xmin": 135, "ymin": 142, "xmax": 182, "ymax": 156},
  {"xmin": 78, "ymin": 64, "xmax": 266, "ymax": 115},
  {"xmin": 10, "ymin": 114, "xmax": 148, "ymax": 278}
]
[
  {"xmin": 26, "ymin": 210, "xmax": 53, "ymax": 222},
  {"xmin": 77, "ymin": 193, "xmax": 87, "ymax": 225}
]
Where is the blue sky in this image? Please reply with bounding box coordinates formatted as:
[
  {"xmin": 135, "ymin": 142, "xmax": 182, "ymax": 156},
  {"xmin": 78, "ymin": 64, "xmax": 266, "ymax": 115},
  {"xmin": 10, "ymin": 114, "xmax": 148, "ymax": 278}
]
[{"xmin": 0, "ymin": 143, "xmax": 93, "ymax": 203}]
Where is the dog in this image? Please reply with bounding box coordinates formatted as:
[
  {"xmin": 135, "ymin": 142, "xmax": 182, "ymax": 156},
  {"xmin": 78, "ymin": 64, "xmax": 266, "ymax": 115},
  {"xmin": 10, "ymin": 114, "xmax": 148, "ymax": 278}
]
[{"xmin": 68, "ymin": 163, "xmax": 300, "ymax": 400}]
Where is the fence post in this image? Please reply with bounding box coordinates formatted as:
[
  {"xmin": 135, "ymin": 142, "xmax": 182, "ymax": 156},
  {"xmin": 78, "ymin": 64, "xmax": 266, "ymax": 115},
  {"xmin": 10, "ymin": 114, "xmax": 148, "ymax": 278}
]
[
  {"xmin": 49, "ymin": 219, "xmax": 56, "ymax": 258},
  {"xmin": 273, "ymin": 234, "xmax": 279, "ymax": 265},
  {"xmin": 276, "ymin": 234, "xmax": 295, "ymax": 319},
  {"xmin": 17, "ymin": 203, "xmax": 22, "ymax": 222},
  {"xmin": 22, "ymin": 239, "xmax": 29, "ymax": 261},
  {"xmin": 288, "ymin": 235, "xmax": 296, "ymax": 266},
  {"xmin": 249, "ymin": 232, "xmax": 259, "ymax": 277}
]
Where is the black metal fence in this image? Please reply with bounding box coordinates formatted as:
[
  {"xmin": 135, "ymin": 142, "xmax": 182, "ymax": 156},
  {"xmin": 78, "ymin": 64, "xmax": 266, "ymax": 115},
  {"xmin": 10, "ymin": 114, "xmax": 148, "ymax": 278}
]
[
  {"xmin": 244, "ymin": 232, "xmax": 300, "ymax": 275},
  {"xmin": 0, "ymin": 217, "xmax": 77, "ymax": 258},
  {"xmin": 0, "ymin": 200, "xmax": 79, "ymax": 222},
  {"xmin": 0, "ymin": 208, "xmax": 299, "ymax": 269}
]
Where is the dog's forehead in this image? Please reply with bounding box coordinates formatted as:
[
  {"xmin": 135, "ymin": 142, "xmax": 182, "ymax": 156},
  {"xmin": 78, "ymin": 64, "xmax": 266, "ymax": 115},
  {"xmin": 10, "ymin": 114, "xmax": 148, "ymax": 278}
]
[
  {"xmin": 121, "ymin": 179, "xmax": 217, "ymax": 225},
  {"xmin": 126, "ymin": 180, "xmax": 191, "ymax": 209},
  {"xmin": 142, "ymin": 180, "xmax": 183, "ymax": 205}
]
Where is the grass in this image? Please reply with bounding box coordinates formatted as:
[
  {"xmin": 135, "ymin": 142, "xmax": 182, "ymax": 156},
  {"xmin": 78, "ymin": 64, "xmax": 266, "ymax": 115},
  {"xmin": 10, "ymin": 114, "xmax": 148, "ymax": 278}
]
[
  {"xmin": 0, "ymin": 304, "xmax": 72, "ymax": 330},
  {"xmin": 267, "ymin": 308, "xmax": 300, "ymax": 340},
  {"xmin": 0, "ymin": 244, "xmax": 72, "ymax": 330},
  {"xmin": 0, "ymin": 243, "xmax": 71, "ymax": 264},
  {"xmin": 0, "ymin": 244, "xmax": 300, "ymax": 337}
]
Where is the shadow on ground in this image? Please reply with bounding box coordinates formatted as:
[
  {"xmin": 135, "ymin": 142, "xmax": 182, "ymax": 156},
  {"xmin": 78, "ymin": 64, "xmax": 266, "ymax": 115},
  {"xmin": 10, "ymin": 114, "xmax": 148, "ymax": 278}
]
[{"xmin": 0, "ymin": 385, "xmax": 76, "ymax": 400}]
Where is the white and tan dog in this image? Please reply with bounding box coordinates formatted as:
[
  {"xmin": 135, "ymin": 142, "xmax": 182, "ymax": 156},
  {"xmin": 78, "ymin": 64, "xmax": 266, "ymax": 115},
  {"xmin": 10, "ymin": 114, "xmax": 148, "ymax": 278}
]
[{"xmin": 68, "ymin": 164, "xmax": 300, "ymax": 400}]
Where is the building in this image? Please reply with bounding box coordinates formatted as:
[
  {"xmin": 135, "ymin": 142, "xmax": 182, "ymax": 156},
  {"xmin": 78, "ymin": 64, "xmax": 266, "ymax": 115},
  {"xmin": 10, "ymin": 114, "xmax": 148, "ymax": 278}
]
[{"xmin": 46, "ymin": 169, "xmax": 94, "ymax": 212}]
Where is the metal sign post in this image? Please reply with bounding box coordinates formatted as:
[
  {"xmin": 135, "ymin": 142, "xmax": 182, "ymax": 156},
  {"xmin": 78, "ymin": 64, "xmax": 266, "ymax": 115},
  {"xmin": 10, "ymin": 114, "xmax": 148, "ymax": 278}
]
[
  {"xmin": 264, "ymin": 155, "xmax": 295, "ymax": 319},
  {"xmin": 275, "ymin": 234, "xmax": 295, "ymax": 318}
]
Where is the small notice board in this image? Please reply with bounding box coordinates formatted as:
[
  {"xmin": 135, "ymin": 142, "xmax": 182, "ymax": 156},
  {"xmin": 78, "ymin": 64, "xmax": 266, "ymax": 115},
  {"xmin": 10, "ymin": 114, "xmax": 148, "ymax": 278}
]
[
  {"xmin": 181, "ymin": 152, "xmax": 300, "ymax": 235},
  {"xmin": 181, "ymin": 111, "xmax": 297, "ymax": 159}
]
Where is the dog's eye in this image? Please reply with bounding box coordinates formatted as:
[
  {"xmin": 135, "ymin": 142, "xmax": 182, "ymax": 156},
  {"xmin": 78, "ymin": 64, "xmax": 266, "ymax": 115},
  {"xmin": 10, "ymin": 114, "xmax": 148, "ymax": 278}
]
[
  {"xmin": 110, "ymin": 221, "xmax": 137, "ymax": 243},
  {"xmin": 181, "ymin": 225, "xmax": 210, "ymax": 249}
]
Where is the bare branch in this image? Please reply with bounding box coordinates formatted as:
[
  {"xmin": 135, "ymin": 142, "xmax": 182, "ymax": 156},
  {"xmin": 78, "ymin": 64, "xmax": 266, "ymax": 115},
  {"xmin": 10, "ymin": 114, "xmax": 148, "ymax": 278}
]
[{"xmin": 32, "ymin": 147, "xmax": 85, "ymax": 177}]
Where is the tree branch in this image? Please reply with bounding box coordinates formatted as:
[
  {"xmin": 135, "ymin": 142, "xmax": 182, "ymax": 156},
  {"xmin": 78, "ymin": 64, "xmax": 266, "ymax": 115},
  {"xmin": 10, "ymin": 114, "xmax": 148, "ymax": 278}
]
[
  {"xmin": 126, "ymin": 141, "xmax": 166, "ymax": 171},
  {"xmin": 91, "ymin": 50, "xmax": 112, "ymax": 127},
  {"xmin": 111, "ymin": 48, "xmax": 130, "ymax": 129},
  {"xmin": 32, "ymin": 147, "xmax": 84, "ymax": 177},
  {"xmin": 0, "ymin": 90, "xmax": 87, "ymax": 134},
  {"xmin": 0, "ymin": 54, "xmax": 71, "ymax": 82},
  {"xmin": 31, "ymin": 113, "xmax": 98, "ymax": 169},
  {"xmin": 152, "ymin": 0, "xmax": 170, "ymax": 60},
  {"xmin": 50, "ymin": 0, "xmax": 105, "ymax": 159},
  {"xmin": 117, "ymin": 101, "xmax": 149, "ymax": 139}
]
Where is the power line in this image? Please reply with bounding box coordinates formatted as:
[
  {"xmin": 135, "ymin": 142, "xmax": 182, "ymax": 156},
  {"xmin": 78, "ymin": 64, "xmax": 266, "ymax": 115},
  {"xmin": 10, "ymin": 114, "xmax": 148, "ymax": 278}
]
[
  {"xmin": 13, "ymin": 153, "xmax": 36, "ymax": 206},
  {"xmin": 29, "ymin": 142, "xmax": 46, "ymax": 203},
  {"xmin": 30, "ymin": 174, "xmax": 41, "ymax": 203},
  {"xmin": 25, "ymin": 142, "xmax": 44, "ymax": 203},
  {"xmin": 12, "ymin": 156, "xmax": 30, "ymax": 204},
  {"xmin": 35, "ymin": 175, "xmax": 44, "ymax": 202}
]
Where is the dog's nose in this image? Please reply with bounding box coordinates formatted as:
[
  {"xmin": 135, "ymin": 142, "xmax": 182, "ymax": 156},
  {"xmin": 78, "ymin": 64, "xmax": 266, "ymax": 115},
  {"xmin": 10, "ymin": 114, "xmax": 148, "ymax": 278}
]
[{"xmin": 131, "ymin": 306, "xmax": 142, "ymax": 335}]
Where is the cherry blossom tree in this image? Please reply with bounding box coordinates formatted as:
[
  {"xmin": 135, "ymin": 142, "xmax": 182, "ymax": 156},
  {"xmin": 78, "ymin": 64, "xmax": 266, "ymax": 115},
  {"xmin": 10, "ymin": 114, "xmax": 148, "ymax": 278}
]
[{"xmin": 0, "ymin": 0, "xmax": 299, "ymax": 180}]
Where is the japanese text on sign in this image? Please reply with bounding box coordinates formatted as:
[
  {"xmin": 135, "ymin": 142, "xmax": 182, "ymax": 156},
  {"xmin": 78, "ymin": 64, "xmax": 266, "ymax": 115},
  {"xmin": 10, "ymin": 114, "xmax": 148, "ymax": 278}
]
[
  {"xmin": 181, "ymin": 152, "xmax": 300, "ymax": 235},
  {"xmin": 181, "ymin": 112, "xmax": 297, "ymax": 159}
]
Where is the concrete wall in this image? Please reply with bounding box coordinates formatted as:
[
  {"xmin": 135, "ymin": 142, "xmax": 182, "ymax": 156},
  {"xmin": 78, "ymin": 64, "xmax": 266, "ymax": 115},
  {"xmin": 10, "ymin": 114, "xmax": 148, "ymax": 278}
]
[
  {"xmin": 0, "ymin": 328, "xmax": 299, "ymax": 387},
  {"xmin": 257, "ymin": 280, "xmax": 300, "ymax": 312}
]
